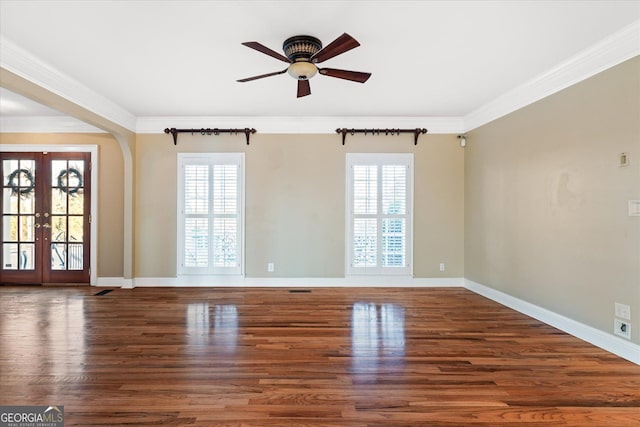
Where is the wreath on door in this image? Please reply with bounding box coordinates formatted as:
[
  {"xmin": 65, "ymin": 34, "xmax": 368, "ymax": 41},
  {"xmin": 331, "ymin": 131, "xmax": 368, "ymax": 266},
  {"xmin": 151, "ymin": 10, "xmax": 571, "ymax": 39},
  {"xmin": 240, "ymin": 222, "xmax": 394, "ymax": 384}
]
[
  {"xmin": 7, "ymin": 168, "xmax": 35, "ymax": 196},
  {"xmin": 57, "ymin": 167, "xmax": 83, "ymax": 195},
  {"xmin": 6, "ymin": 167, "xmax": 83, "ymax": 196}
]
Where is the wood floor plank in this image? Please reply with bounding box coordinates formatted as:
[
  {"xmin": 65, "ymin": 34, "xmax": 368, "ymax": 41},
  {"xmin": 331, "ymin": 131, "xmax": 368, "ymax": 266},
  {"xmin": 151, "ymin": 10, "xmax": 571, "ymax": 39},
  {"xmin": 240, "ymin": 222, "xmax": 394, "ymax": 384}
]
[{"xmin": 0, "ymin": 286, "xmax": 639, "ymax": 426}]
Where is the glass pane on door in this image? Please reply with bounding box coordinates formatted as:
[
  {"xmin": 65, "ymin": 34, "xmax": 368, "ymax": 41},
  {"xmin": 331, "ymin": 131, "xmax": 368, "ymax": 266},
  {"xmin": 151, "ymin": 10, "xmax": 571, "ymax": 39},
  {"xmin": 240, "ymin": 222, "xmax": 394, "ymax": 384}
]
[
  {"xmin": 2, "ymin": 159, "xmax": 37, "ymax": 272},
  {"xmin": 49, "ymin": 159, "xmax": 85, "ymax": 272},
  {"xmin": 3, "ymin": 243, "xmax": 18, "ymax": 270}
]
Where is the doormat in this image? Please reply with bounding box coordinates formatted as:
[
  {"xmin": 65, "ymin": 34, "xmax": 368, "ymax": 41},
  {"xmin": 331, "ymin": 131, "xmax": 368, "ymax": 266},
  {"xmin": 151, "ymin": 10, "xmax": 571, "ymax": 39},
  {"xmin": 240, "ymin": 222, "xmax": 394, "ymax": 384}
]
[{"xmin": 94, "ymin": 289, "xmax": 113, "ymax": 296}]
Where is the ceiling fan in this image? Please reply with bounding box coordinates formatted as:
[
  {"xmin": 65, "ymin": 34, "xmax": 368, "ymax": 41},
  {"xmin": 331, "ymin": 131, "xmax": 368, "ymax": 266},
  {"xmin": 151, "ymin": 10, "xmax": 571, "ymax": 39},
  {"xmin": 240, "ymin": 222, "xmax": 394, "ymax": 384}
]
[{"xmin": 237, "ymin": 33, "xmax": 371, "ymax": 98}]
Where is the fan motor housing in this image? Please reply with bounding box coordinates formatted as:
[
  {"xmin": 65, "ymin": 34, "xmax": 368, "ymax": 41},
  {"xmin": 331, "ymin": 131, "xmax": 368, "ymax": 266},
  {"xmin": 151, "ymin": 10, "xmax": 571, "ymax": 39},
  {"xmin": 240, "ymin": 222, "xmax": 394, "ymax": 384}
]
[{"xmin": 283, "ymin": 35, "xmax": 322, "ymax": 61}]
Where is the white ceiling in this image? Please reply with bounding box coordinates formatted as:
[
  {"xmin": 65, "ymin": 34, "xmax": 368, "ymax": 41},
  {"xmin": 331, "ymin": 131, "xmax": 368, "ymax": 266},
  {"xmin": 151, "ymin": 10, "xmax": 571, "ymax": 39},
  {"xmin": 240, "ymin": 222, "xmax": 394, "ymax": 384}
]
[{"xmin": 0, "ymin": 1, "xmax": 639, "ymax": 133}]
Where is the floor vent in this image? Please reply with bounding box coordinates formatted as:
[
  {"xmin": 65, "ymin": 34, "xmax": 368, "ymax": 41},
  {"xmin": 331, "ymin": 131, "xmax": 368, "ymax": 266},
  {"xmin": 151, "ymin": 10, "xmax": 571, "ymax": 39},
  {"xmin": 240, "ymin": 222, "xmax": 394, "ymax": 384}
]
[
  {"xmin": 94, "ymin": 289, "xmax": 113, "ymax": 296},
  {"xmin": 289, "ymin": 289, "xmax": 312, "ymax": 293}
]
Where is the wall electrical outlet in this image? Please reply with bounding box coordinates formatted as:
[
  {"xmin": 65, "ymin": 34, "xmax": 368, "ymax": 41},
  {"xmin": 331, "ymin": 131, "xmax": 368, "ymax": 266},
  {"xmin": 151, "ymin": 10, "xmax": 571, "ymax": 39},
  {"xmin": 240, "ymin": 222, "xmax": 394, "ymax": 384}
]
[
  {"xmin": 615, "ymin": 302, "xmax": 631, "ymax": 320},
  {"xmin": 439, "ymin": 263, "xmax": 445, "ymax": 272},
  {"xmin": 619, "ymin": 152, "xmax": 629, "ymax": 167},
  {"xmin": 614, "ymin": 319, "xmax": 631, "ymax": 340},
  {"xmin": 267, "ymin": 262, "xmax": 274, "ymax": 273}
]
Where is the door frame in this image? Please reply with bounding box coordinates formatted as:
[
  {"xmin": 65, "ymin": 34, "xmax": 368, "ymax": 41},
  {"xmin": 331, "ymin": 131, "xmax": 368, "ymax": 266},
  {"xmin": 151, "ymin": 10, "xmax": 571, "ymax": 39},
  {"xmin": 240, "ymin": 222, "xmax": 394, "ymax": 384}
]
[{"xmin": 1, "ymin": 144, "xmax": 98, "ymax": 286}]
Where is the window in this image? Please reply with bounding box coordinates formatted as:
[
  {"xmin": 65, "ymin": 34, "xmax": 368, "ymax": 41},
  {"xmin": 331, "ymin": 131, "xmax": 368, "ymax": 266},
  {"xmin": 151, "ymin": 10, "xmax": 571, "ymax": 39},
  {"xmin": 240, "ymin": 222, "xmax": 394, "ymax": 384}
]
[
  {"xmin": 178, "ymin": 153, "xmax": 244, "ymax": 275},
  {"xmin": 346, "ymin": 153, "xmax": 413, "ymax": 275}
]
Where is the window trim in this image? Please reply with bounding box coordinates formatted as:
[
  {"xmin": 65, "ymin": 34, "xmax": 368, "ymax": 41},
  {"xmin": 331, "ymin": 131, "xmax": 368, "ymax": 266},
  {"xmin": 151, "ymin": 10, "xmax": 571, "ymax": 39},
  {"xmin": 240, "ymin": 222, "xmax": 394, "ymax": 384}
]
[
  {"xmin": 177, "ymin": 153, "xmax": 245, "ymax": 276},
  {"xmin": 345, "ymin": 153, "xmax": 414, "ymax": 276}
]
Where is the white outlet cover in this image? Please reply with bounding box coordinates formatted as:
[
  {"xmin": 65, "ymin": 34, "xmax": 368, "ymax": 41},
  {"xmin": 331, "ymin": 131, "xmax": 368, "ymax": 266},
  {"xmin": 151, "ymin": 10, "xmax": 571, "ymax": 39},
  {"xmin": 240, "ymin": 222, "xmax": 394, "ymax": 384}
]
[
  {"xmin": 629, "ymin": 200, "xmax": 640, "ymax": 216},
  {"xmin": 619, "ymin": 152, "xmax": 629, "ymax": 166},
  {"xmin": 614, "ymin": 318, "xmax": 631, "ymax": 340}
]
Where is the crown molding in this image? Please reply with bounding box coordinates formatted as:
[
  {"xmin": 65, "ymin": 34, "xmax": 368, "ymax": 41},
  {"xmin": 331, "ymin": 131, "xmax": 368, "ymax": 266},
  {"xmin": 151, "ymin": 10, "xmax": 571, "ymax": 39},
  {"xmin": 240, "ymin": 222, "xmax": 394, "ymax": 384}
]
[
  {"xmin": 0, "ymin": 35, "xmax": 137, "ymax": 131},
  {"xmin": 464, "ymin": 20, "xmax": 640, "ymax": 132},
  {"xmin": 136, "ymin": 115, "xmax": 465, "ymax": 135},
  {"xmin": 0, "ymin": 115, "xmax": 105, "ymax": 133}
]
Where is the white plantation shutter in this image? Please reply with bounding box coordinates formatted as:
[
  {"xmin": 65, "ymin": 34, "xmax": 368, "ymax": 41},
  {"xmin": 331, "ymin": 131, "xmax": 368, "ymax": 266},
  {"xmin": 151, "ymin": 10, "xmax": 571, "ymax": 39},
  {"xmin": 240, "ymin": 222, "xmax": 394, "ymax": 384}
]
[
  {"xmin": 353, "ymin": 165, "xmax": 378, "ymax": 268},
  {"xmin": 178, "ymin": 154, "xmax": 244, "ymax": 275},
  {"xmin": 212, "ymin": 165, "xmax": 238, "ymax": 268},
  {"xmin": 184, "ymin": 165, "xmax": 209, "ymax": 268},
  {"xmin": 381, "ymin": 165, "xmax": 407, "ymax": 268},
  {"xmin": 347, "ymin": 154, "xmax": 413, "ymax": 275},
  {"xmin": 353, "ymin": 165, "xmax": 377, "ymax": 215},
  {"xmin": 184, "ymin": 217, "xmax": 209, "ymax": 268}
]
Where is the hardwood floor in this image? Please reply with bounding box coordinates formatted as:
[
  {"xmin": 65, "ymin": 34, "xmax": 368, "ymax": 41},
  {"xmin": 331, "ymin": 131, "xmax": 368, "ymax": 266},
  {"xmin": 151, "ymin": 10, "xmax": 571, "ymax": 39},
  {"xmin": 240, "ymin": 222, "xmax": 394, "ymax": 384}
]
[{"xmin": 0, "ymin": 286, "xmax": 638, "ymax": 426}]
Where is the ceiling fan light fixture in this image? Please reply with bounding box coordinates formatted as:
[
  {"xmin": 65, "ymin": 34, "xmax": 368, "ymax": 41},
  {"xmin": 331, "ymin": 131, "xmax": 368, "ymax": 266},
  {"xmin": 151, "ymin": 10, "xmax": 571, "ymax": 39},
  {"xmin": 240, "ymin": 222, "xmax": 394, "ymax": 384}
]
[
  {"xmin": 287, "ymin": 61, "xmax": 318, "ymax": 80},
  {"xmin": 238, "ymin": 33, "xmax": 370, "ymax": 97}
]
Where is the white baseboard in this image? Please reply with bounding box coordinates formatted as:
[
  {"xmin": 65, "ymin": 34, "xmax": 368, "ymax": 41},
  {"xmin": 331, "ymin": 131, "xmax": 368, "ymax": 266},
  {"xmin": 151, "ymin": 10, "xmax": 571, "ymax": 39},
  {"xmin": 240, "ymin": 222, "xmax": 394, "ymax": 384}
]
[
  {"xmin": 131, "ymin": 276, "xmax": 465, "ymax": 288},
  {"xmin": 96, "ymin": 277, "xmax": 134, "ymax": 288},
  {"xmin": 95, "ymin": 277, "xmax": 124, "ymax": 287},
  {"xmin": 464, "ymin": 279, "xmax": 640, "ymax": 365}
]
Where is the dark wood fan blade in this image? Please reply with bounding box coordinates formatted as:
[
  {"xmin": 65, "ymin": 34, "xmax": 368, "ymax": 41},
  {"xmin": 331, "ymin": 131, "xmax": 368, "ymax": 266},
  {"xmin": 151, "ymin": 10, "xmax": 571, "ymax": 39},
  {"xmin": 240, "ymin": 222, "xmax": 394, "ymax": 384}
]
[
  {"xmin": 241, "ymin": 41, "xmax": 291, "ymax": 63},
  {"xmin": 318, "ymin": 68, "xmax": 371, "ymax": 83},
  {"xmin": 237, "ymin": 68, "xmax": 288, "ymax": 82},
  {"xmin": 297, "ymin": 79, "xmax": 311, "ymax": 98},
  {"xmin": 310, "ymin": 33, "xmax": 360, "ymax": 64}
]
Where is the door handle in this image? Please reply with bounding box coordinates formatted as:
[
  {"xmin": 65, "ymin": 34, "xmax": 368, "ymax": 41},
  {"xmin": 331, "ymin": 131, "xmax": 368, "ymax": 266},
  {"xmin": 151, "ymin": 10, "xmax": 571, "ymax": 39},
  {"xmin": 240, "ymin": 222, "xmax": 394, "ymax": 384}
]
[
  {"xmin": 35, "ymin": 223, "xmax": 41, "ymax": 229},
  {"xmin": 42, "ymin": 223, "xmax": 51, "ymax": 229}
]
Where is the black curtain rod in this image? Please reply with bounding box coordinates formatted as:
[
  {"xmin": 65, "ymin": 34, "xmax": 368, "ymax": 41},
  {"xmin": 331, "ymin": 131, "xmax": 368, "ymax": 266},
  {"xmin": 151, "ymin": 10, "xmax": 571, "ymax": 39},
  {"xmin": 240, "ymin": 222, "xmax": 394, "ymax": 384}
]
[
  {"xmin": 336, "ymin": 128, "xmax": 428, "ymax": 145},
  {"xmin": 164, "ymin": 127, "xmax": 257, "ymax": 145}
]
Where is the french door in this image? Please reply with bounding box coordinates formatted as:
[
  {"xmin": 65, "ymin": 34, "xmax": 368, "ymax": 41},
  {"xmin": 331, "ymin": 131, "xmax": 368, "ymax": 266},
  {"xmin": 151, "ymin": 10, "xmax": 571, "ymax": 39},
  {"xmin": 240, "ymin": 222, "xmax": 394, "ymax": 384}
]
[{"xmin": 1, "ymin": 152, "xmax": 91, "ymax": 284}]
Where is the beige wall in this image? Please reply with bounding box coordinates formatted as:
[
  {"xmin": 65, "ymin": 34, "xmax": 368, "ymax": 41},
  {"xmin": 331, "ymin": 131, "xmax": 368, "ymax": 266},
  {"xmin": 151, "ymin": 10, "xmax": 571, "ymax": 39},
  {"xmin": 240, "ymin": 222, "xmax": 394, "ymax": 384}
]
[
  {"xmin": 0, "ymin": 133, "xmax": 125, "ymax": 277},
  {"xmin": 135, "ymin": 133, "xmax": 464, "ymax": 278},
  {"xmin": 465, "ymin": 57, "xmax": 640, "ymax": 344}
]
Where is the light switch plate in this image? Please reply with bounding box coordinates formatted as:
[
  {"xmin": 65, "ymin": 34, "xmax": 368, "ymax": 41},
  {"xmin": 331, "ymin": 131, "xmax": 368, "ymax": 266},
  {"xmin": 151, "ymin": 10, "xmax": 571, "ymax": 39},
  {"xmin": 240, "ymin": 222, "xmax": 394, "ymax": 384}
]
[{"xmin": 615, "ymin": 302, "xmax": 631, "ymax": 320}]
